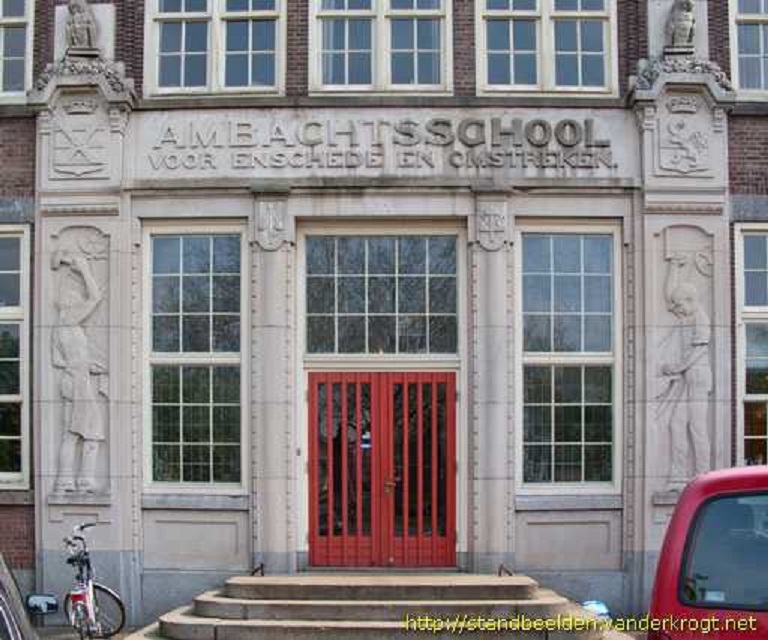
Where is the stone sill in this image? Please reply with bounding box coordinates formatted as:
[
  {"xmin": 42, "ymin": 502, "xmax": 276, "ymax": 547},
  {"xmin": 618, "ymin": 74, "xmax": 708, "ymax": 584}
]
[
  {"xmin": 515, "ymin": 494, "xmax": 623, "ymax": 511},
  {"xmin": 0, "ymin": 490, "xmax": 34, "ymax": 506},
  {"xmin": 142, "ymin": 494, "xmax": 249, "ymax": 511},
  {"xmin": 137, "ymin": 95, "xmax": 627, "ymax": 111}
]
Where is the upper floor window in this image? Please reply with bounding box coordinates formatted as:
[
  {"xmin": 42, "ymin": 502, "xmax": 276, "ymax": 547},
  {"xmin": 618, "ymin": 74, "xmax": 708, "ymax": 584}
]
[
  {"xmin": 734, "ymin": 0, "xmax": 768, "ymax": 91},
  {"xmin": 148, "ymin": 0, "xmax": 282, "ymax": 94},
  {"xmin": 0, "ymin": 0, "xmax": 31, "ymax": 97},
  {"xmin": 479, "ymin": 0, "xmax": 615, "ymax": 93},
  {"xmin": 311, "ymin": 0, "xmax": 451, "ymax": 92}
]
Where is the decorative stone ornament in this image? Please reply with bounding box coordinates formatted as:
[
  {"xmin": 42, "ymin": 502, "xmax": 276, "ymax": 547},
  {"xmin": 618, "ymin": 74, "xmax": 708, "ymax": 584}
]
[
  {"xmin": 29, "ymin": 0, "xmax": 134, "ymax": 197},
  {"xmin": 253, "ymin": 193, "xmax": 294, "ymax": 251},
  {"xmin": 665, "ymin": 0, "xmax": 695, "ymax": 54},
  {"xmin": 65, "ymin": 0, "xmax": 99, "ymax": 56},
  {"xmin": 472, "ymin": 199, "xmax": 509, "ymax": 252}
]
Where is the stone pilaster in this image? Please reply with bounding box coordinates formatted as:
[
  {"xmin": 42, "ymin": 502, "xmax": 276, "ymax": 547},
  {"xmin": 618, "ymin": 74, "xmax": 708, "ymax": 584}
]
[
  {"xmin": 467, "ymin": 192, "xmax": 513, "ymax": 572},
  {"xmin": 251, "ymin": 191, "xmax": 297, "ymax": 572}
]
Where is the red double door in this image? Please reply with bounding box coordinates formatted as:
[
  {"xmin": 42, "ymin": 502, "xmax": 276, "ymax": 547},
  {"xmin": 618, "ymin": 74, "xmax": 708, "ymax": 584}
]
[{"xmin": 308, "ymin": 372, "xmax": 456, "ymax": 567}]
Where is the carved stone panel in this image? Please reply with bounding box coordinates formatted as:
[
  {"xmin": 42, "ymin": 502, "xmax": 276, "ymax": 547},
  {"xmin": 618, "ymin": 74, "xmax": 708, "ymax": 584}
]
[
  {"xmin": 472, "ymin": 199, "xmax": 509, "ymax": 252},
  {"xmin": 656, "ymin": 94, "xmax": 712, "ymax": 177},
  {"xmin": 49, "ymin": 226, "xmax": 110, "ymax": 497},
  {"xmin": 254, "ymin": 196, "xmax": 293, "ymax": 251},
  {"xmin": 653, "ymin": 225, "xmax": 713, "ymax": 491},
  {"xmin": 50, "ymin": 94, "xmax": 110, "ymax": 180}
]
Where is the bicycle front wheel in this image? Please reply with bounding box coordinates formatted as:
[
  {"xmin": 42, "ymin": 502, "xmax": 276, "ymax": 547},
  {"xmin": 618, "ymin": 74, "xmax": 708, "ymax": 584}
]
[{"xmin": 89, "ymin": 583, "xmax": 125, "ymax": 638}]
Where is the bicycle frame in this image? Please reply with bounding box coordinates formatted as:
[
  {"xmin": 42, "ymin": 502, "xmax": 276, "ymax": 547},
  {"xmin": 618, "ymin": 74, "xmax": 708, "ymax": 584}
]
[{"xmin": 64, "ymin": 525, "xmax": 98, "ymax": 632}]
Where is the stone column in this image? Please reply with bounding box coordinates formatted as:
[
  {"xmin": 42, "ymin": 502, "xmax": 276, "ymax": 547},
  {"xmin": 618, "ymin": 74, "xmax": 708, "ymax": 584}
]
[
  {"xmin": 467, "ymin": 192, "xmax": 513, "ymax": 572},
  {"xmin": 251, "ymin": 191, "xmax": 297, "ymax": 572}
]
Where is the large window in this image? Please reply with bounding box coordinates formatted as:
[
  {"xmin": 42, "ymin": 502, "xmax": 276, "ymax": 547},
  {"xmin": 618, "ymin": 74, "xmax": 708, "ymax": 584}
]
[
  {"xmin": 733, "ymin": 0, "xmax": 768, "ymax": 91},
  {"xmin": 0, "ymin": 231, "xmax": 28, "ymax": 487},
  {"xmin": 148, "ymin": 233, "xmax": 243, "ymax": 485},
  {"xmin": 148, "ymin": 0, "xmax": 282, "ymax": 93},
  {"xmin": 305, "ymin": 235, "xmax": 458, "ymax": 354},
  {"xmin": 479, "ymin": 0, "xmax": 614, "ymax": 93},
  {"xmin": 0, "ymin": 0, "xmax": 31, "ymax": 97},
  {"xmin": 520, "ymin": 231, "xmax": 617, "ymax": 485},
  {"xmin": 740, "ymin": 233, "xmax": 768, "ymax": 465},
  {"xmin": 311, "ymin": 0, "xmax": 450, "ymax": 92}
]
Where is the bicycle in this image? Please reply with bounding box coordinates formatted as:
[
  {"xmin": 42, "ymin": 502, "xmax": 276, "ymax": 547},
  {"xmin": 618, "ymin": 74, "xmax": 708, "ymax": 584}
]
[{"xmin": 62, "ymin": 522, "xmax": 125, "ymax": 639}]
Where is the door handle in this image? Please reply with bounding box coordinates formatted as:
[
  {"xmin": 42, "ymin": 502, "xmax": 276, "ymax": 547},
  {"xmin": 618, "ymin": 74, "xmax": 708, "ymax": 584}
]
[{"xmin": 383, "ymin": 477, "xmax": 400, "ymax": 494}]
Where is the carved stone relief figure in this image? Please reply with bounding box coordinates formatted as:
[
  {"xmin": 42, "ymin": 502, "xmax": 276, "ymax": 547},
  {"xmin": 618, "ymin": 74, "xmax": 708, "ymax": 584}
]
[
  {"xmin": 656, "ymin": 247, "xmax": 713, "ymax": 491},
  {"xmin": 665, "ymin": 0, "xmax": 695, "ymax": 50},
  {"xmin": 66, "ymin": 0, "xmax": 98, "ymax": 52},
  {"xmin": 51, "ymin": 230, "xmax": 109, "ymax": 494}
]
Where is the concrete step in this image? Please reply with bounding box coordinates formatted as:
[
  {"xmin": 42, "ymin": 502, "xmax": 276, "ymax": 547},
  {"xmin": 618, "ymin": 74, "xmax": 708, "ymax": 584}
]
[
  {"xmin": 193, "ymin": 588, "xmax": 572, "ymax": 621},
  {"xmin": 224, "ymin": 574, "xmax": 539, "ymax": 601},
  {"xmin": 144, "ymin": 605, "xmax": 612, "ymax": 640}
]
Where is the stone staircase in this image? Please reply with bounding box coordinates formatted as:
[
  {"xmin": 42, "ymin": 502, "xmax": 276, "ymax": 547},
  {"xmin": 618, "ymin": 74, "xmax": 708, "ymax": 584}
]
[{"xmin": 127, "ymin": 574, "xmax": 633, "ymax": 639}]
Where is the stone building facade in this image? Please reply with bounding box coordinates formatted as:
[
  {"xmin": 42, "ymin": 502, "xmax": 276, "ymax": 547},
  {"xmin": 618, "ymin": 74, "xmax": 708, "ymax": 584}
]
[{"xmin": 0, "ymin": 0, "xmax": 765, "ymax": 627}]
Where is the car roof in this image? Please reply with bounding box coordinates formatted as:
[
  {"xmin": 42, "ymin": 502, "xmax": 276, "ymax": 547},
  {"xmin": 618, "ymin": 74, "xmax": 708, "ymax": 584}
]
[{"xmin": 684, "ymin": 466, "xmax": 768, "ymax": 500}]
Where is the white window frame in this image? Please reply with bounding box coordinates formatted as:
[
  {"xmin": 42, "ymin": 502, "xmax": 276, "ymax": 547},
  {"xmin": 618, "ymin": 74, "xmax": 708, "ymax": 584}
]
[
  {"xmin": 0, "ymin": 0, "xmax": 34, "ymax": 104},
  {"xmin": 143, "ymin": 0, "xmax": 286, "ymax": 97},
  {"xmin": 729, "ymin": 0, "xmax": 768, "ymax": 99},
  {"xmin": 476, "ymin": 0, "xmax": 618, "ymax": 96},
  {"xmin": 309, "ymin": 0, "xmax": 453, "ymax": 94},
  {"xmin": 0, "ymin": 226, "xmax": 29, "ymax": 489},
  {"xmin": 514, "ymin": 222, "xmax": 623, "ymax": 495},
  {"xmin": 735, "ymin": 224, "xmax": 768, "ymax": 466},
  {"xmin": 142, "ymin": 221, "xmax": 249, "ymax": 495}
]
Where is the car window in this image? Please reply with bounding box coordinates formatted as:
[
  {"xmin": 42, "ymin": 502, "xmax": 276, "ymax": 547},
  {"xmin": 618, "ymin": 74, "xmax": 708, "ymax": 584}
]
[{"xmin": 681, "ymin": 492, "xmax": 768, "ymax": 610}]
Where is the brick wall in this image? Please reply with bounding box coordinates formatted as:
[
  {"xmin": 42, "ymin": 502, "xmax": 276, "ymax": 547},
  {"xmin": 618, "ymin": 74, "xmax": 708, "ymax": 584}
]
[
  {"xmin": 618, "ymin": 0, "xmax": 647, "ymax": 96},
  {"xmin": 730, "ymin": 117, "xmax": 768, "ymax": 195},
  {"xmin": 0, "ymin": 506, "xmax": 34, "ymax": 569},
  {"xmin": 0, "ymin": 117, "xmax": 35, "ymax": 199},
  {"xmin": 453, "ymin": 0, "xmax": 475, "ymax": 97},
  {"xmin": 709, "ymin": 0, "xmax": 730, "ymax": 78},
  {"xmin": 286, "ymin": 0, "xmax": 309, "ymax": 96}
]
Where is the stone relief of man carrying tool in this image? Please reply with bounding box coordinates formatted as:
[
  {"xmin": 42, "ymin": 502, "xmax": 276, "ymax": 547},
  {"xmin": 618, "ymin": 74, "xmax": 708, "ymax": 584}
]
[
  {"xmin": 51, "ymin": 236, "xmax": 108, "ymax": 494},
  {"xmin": 656, "ymin": 248, "xmax": 713, "ymax": 491}
]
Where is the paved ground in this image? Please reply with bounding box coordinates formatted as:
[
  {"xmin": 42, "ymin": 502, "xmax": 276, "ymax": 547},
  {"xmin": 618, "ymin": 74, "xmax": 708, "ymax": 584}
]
[{"xmin": 38, "ymin": 627, "xmax": 133, "ymax": 638}]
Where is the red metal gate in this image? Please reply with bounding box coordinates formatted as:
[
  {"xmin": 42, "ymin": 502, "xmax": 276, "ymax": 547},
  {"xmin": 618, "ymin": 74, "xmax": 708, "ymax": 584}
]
[{"xmin": 308, "ymin": 372, "xmax": 456, "ymax": 567}]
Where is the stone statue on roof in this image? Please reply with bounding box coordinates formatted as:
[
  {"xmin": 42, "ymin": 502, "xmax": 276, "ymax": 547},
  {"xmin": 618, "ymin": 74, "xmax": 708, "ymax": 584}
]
[{"xmin": 66, "ymin": 0, "xmax": 98, "ymax": 52}]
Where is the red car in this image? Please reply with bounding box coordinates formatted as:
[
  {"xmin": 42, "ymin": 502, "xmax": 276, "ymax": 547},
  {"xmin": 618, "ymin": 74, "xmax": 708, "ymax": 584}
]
[{"xmin": 649, "ymin": 466, "xmax": 768, "ymax": 639}]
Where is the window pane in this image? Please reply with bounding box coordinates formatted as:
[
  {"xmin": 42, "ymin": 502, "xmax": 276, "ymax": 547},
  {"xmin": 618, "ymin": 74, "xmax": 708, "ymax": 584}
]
[
  {"xmin": 584, "ymin": 315, "xmax": 611, "ymax": 351},
  {"xmin": 513, "ymin": 0, "xmax": 536, "ymax": 8},
  {"xmin": 523, "ymin": 445, "xmax": 551, "ymax": 482},
  {"xmin": 160, "ymin": 0, "xmax": 183, "ymax": 11},
  {"xmin": 582, "ymin": 54, "xmax": 604, "ymax": 86},
  {"xmin": 183, "ymin": 237, "xmax": 210, "ymax": 273},
  {"xmin": 153, "ymin": 366, "xmax": 180, "ymax": 404},
  {"xmin": 555, "ymin": 21, "xmax": 578, "ymax": 51},
  {"xmin": 338, "ymin": 237, "xmax": 365, "ymax": 274},
  {"xmin": 369, "ymin": 316, "xmax": 396, "ymax": 352},
  {"xmin": 553, "ymin": 314, "xmax": 581, "ymax": 351},
  {"xmin": 339, "ymin": 316, "xmax": 365, "ymax": 352},
  {"xmin": 308, "ymin": 316, "xmax": 335, "ymax": 352},
  {"xmin": 487, "ymin": 0, "xmax": 508, "ymax": 8},
  {"xmin": 514, "ymin": 19, "xmax": 536, "ymax": 50},
  {"xmin": 308, "ymin": 277, "xmax": 335, "ymax": 314},
  {"xmin": 391, "ymin": 52, "xmax": 414, "ymax": 83},
  {"xmin": 0, "ymin": 238, "xmax": 19, "ymax": 271},
  {"xmin": 556, "ymin": 54, "xmax": 579, "ymax": 86},
  {"xmin": 153, "ymin": 276, "xmax": 180, "ymax": 313},
  {"xmin": 399, "ymin": 237, "xmax": 426, "ymax": 273},
  {"xmin": 417, "ymin": 19, "xmax": 439, "ymax": 49},
  {"xmin": 681, "ymin": 494, "xmax": 768, "ymax": 609},
  {"xmin": 369, "ymin": 238, "xmax": 396, "ymax": 273},
  {"xmin": 392, "ymin": 19, "xmax": 414, "ymax": 50},
  {"xmin": 0, "ymin": 361, "xmax": 19, "ymax": 394},
  {"xmin": 581, "ymin": 0, "xmax": 604, "ymax": 8},
  {"xmin": 487, "ymin": 20, "xmax": 509, "ymax": 51},
  {"xmin": 226, "ymin": 54, "xmax": 248, "ymax": 85},
  {"xmin": 159, "ymin": 55, "xmax": 182, "ymax": 86},
  {"xmin": 524, "ymin": 366, "xmax": 551, "ymax": 403},
  {"xmin": 253, "ymin": 20, "xmax": 276, "ymax": 50},
  {"xmin": 153, "ymin": 316, "xmax": 180, "ymax": 351},
  {"xmin": 399, "ymin": 315, "xmax": 426, "ymax": 352},
  {"xmin": 584, "ymin": 235, "xmax": 611, "ymax": 272},
  {"xmin": 348, "ymin": 52, "xmax": 371, "ymax": 84},
  {"xmin": 323, "ymin": 18, "xmax": 346, "ymax": 51},
  {"xmin": 184, "ymin": 54, "xmax": 207, "ymax": 86},
  {"xmin": 3, "ymin": 58, "xmax": 24, "ymax": 91},
  {"xmin": 740, "ymin": 0, "xmax": 763, "ymax": 13},
  {"xmin": 213, "ymin": 366, "xmax": 240, "ymax": 403},
  {"xmin": 0, "ymin": 439, "xmax": 21, "ymax": 473},
  {"xmin": 745, "ymin": 236, "xmax": 767, "ymax": 270},
  {"xmin": 0, "ymin": 403, "xmax": 20, "ymax": 437},
  {"xmin": 429, "ymin": 278, "xmax": 456, "ymax": 313},
  {"xmin": 744, "ymin": 402, "xmax": 767, "ymax": 437},
  {"xmin": 488, "ymin": 53, "xmax": 510, "ymax": 84},
  {"xmin": 348, "ymin": 18, "xmax": 371, "ymax": 49},
  {"xmin": 339, "ymin": 277, "xmax": 365, "ymax": 313},
  {"xmin": 154, "ymin": 237, "xmax": 181, "ymax": 273},
  {"xmin": 213, "ymin": 316, "xmax": 240, "ymax": 351},
  {"xmin": 0, "ymin": 325, "xmax": 18, "ymax": 360},
  {"xmin": 555, "ymin": 0, "xmax": 578, "ymax": 9},
  {"xmin": 227, "ymin": 0, "xmax": 249, "ymax": 9},
  {"xmin": 182, "ymin": 315, "xmax": 210, "ymax": 351},
  {"xmin": 0, "ymin": 274, "xmax": 18, "ymax": 307},
  {"xmin": 252, "ymin": 53, "xmax": 275, "ymax": 84},
  {"xmin": 580, "ymin": 20, "xmax": 602, "ymax": 52},
  {"xmin": 182, "ymin": 275, "xmax": 209, "ymax": 312},
  {"xmin": 307, "ymin": 237, "xmax": 335, "ymax": 274},
  {"xmin": 227, "ymin": 20, "xmax": 248, "ymax": 51},
  {"xmin": 417, "ymin": 52, "xmax": 439, "ymax": 83},
  {"xmin": 160, "ymin": 22, "xmax": 182, "ymax": 53},
  {"xmin": 368, "ymin": 277, "xmax": 395, "ymax": 313},
  {"xmin": 4, "ymin": 26, "xmax": 24, "ymax": 57},
  {"xmin": 524, "ymin": 315, "xmax": 551, "ymax": 351},
  {"xmin": 429, "ymin": 316, "xmax": 456, "ymax": 353},
  {"xmin": 523, "ymin": 235, "xmax": 550, "ymax": 272},
  {"xmin": 2, "ymin": 0, "xmax": 24, "ymax": 16},
  {"xmin": 740, "ymin": 56, "xmax": 762, "ymax": 89},
  {"xmin": 746, "ymin": 271, "xmax": 768, "ymax": 306}
]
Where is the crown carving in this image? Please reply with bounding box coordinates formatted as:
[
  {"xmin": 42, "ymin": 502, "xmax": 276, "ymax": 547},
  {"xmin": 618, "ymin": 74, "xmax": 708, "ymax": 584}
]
[
  {"xmin": 666, "ymin": 95, "xmax": 700, "ymax": 114},
  {"xmin": 62, "ymin": 98, "xmax": 98, "ymax": 114}
]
